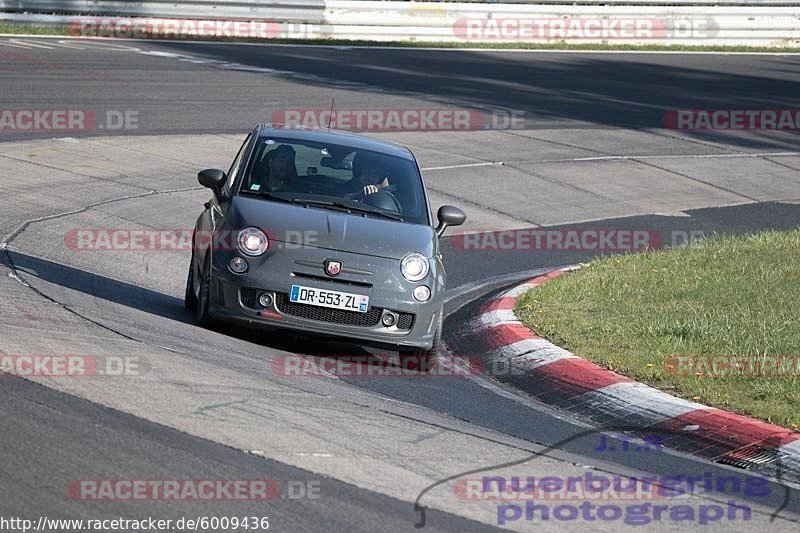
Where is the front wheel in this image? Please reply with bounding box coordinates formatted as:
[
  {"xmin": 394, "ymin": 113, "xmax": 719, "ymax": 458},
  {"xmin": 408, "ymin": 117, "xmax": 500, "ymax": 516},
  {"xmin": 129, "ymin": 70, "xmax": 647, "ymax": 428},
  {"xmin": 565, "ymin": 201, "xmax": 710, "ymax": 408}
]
[
  {"xmin": 195, "ymin": 255, "xmax": 215, "ymax": 328},
  {"xmin": 184, "ymin": 252, "xmax": 198, "ymax": 311}
]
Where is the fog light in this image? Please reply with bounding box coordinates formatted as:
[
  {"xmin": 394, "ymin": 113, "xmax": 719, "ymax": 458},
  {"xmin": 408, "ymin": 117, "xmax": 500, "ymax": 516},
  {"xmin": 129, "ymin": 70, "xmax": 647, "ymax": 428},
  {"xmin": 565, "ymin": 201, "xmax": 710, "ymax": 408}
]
[
  {"xmin": 381, "ymin": 312, "xmax": 397, "ymax": 327},
  {"xmin": 413, "ymin": 285, "xmax": 431, "ymax": 302},
  {"xmin": 259, "ymin": 293, "xmax": 273, "ymax": 308},
  {"xmin": 229, "ymin": 256, "xmax": 248, "ymax": 274}
]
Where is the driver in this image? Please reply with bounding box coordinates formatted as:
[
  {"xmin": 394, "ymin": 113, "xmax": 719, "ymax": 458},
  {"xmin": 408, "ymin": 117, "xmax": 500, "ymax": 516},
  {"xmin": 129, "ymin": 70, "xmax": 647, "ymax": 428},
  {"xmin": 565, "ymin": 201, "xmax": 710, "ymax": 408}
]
[
  {"xmin": 261, "ymin": 144, "xmax": 297, "ymax": 192},
  {"xmin": 348, "ymin": 152, "xmax": 390, "ymax": 198}
]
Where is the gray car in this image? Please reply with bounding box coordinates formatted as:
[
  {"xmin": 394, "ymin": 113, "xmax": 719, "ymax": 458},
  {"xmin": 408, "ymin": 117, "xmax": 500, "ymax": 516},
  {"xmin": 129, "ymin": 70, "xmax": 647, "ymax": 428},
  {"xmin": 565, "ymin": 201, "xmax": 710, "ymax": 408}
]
[{"xmin": 185, "ymin": 125, "xmax": 466, "ymax": 367}]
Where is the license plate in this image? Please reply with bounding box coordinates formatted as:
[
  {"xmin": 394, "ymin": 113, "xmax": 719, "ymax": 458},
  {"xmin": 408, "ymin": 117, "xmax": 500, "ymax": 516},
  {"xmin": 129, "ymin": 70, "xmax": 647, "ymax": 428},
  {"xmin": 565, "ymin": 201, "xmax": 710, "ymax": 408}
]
[{"xmin": 289, "ymin": 284, "xmax": 370, "ymax": 313}]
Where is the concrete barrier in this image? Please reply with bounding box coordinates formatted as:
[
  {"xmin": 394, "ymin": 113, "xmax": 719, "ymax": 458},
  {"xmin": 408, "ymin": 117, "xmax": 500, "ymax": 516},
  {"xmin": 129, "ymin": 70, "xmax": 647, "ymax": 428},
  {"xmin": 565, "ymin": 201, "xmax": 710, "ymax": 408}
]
[{"xmin": 1, "ymin": 0, "xmax": 798, "ymax": 47}]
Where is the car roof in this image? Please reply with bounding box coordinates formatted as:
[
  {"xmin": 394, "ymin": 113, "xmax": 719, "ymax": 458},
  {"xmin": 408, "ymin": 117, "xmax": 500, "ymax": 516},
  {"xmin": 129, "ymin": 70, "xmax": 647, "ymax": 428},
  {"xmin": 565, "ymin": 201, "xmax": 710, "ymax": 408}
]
[{"xmin": 256, "ymin": 125, "xmax": 415, "ymax": 161}]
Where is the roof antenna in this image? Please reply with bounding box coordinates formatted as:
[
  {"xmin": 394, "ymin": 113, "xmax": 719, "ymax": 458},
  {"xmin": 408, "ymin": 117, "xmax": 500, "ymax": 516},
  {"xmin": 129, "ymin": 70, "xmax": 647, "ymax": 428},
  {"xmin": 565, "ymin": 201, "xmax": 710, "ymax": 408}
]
[{"xmin": 327, "ymin": 98, "xmax": 335, "ymax": 130}]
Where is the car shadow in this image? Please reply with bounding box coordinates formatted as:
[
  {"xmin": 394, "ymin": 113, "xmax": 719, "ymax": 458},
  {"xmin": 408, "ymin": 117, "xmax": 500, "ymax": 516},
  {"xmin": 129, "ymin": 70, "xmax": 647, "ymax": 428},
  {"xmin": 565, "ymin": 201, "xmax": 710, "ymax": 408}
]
[{"xmin": 4, "ymin": 249, "xmax": 375, "ymax": 357}]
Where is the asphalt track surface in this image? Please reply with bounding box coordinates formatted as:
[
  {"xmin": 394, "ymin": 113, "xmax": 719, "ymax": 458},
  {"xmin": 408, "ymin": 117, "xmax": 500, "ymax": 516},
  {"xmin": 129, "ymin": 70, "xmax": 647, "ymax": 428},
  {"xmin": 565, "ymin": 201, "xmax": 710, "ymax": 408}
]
[{"xmin": 1, "ymin": 37, "xmax": 800, "ymax": 531}]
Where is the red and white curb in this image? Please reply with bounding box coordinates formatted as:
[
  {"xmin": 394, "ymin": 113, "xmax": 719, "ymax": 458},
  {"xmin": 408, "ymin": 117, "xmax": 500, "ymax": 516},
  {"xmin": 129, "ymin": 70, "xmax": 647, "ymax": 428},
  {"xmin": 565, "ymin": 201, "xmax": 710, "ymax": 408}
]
[{"xmin": 469, "ymin": 266, "xmax": 800, "ymax": 472}]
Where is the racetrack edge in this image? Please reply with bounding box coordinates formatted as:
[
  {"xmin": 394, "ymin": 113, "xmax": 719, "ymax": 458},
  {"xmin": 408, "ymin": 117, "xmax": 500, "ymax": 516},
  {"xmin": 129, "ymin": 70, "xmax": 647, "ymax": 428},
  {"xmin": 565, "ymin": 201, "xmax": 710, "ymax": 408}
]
[{"xmin": 458, "ymin": 265, "xmax": 800, "ymax": 475}]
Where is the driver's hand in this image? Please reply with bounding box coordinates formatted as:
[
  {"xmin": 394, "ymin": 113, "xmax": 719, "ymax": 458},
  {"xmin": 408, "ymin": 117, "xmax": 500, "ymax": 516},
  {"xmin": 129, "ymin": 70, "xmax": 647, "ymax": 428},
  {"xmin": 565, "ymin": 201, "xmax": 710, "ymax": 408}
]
[{"xmin": 362, "ymin": 184, "xmax": 380, "ymax": 195}]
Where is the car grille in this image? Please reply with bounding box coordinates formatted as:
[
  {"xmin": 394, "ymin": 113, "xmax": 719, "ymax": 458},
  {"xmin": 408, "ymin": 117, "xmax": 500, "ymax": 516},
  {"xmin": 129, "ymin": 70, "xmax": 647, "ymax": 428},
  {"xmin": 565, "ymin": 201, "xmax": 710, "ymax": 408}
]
[
  {"xmin": 264, "ymin": 292, "xmax": 415, "ymax": 330},
  {"xmin": 397, "ymin": 313, "xmax": 414, "ymax": 330},
  {"xmin": 240, "ymin": 287, "xmax": 260, "ymax": 308},
  {"xmin": 275, "ymin": 293, "xmax": 382, "ymax": 326},
  {"xmin": 292, "ymin": 272, "xmax": 372, "ymax": 289}
]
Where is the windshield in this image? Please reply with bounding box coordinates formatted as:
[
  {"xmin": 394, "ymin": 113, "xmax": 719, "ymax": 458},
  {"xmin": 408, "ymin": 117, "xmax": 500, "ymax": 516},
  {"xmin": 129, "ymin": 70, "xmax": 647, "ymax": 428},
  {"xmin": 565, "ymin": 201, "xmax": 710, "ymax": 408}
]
[{"xmin": 238, "ymin": 137, "xmax": 429, "ymax": 225}]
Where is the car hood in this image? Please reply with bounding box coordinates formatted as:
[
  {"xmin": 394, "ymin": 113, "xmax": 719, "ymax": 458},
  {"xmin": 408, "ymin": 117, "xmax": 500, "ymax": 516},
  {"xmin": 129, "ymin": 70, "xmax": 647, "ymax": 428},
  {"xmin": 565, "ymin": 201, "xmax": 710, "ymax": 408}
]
[{"xmin": 231, "ymin": 196, "xmax": 435, "ymax": 260}]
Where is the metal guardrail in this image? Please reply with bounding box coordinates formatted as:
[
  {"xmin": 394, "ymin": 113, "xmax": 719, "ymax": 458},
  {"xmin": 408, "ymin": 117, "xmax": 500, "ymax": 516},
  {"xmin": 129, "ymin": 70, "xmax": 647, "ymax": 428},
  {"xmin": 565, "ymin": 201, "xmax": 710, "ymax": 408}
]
[
  {"xmin": 1, "ymin": 0, "xmax": 799, "ymax": 47},
  {"xmin": 0, "ymin": 1, "xmax": 326, "ymax": 23},
  {"xmin": 3, "ymin": 0, "xmax": 800, "ymax": 11}
]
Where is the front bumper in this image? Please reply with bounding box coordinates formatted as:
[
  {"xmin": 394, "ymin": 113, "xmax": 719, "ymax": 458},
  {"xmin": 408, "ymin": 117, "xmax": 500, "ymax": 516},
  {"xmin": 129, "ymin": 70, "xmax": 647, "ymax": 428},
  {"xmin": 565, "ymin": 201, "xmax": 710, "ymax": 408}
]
[{"xmin": 206, "ymin": 246, "xmax": 444, "ymax": 350}]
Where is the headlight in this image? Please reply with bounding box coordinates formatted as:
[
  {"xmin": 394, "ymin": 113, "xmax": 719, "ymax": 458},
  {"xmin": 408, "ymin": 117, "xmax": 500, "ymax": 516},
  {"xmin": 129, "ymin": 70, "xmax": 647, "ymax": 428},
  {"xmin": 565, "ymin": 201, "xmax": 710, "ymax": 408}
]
[
  {"xmin": 237, "ymin": 227, "xmax": 269, "ymax": 256},
  {"xmin": 401, "ymin": 252, "xmax": 429, "ymax": 282}
]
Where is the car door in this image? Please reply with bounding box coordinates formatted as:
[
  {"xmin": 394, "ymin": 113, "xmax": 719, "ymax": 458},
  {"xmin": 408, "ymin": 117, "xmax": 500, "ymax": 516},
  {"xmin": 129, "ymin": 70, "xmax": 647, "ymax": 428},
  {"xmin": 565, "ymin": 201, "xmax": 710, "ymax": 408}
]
[{"xmin": 194, "ymin": 131, "xmax": 254, "ymax": 276}]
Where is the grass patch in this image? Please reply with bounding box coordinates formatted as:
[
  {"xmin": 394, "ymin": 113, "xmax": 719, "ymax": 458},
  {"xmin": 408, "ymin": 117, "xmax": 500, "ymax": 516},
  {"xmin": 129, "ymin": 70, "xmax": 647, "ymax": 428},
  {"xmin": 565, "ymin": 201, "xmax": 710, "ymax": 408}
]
[
  {"xmin": 515, "ymin": 230, "xmax": 800, "ymax": 429},
  {"xmin": 0, "ymin": 23, "xmax": 798, "ymax": 53}
]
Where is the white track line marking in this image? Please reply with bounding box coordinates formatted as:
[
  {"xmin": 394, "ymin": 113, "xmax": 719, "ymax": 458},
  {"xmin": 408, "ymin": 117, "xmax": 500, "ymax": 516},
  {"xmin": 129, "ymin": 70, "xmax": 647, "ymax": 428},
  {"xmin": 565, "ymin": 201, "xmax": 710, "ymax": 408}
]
[
  {"xmin": 7, "ymin": 38, "xmax": 54, "ymax": 49},
  {"xmin": 573, "ymin": 152, "xmax": 800, "ymax": 161},
  {"xmin": 423, "ymin": 152, "xmax": 800, "ymax": 172},
  {"xmin": 0, "ymin": 40, "xmax": 30, "ymax": 48},
  {"xmin": 422, "ymin": 161, "xmax": 503, "ymax": 171},
  {"xmin": 517, "ymin": 151, "xmax": 800, "ymax": 165},
  {"xmin": 53, "ymin": 39, "xmax": 87, "ymax": 50}
]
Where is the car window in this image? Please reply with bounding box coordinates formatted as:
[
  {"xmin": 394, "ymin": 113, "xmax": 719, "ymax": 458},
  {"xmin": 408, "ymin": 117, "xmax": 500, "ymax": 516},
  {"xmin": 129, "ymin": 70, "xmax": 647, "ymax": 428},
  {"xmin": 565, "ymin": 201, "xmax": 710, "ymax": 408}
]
[
  {"xmin": 240, "ymin": 137, "xmax": 428, "ymax": 225},
  {"xmin": 226, "ymin": 133, "xmax": 251, "ymax": 191}
]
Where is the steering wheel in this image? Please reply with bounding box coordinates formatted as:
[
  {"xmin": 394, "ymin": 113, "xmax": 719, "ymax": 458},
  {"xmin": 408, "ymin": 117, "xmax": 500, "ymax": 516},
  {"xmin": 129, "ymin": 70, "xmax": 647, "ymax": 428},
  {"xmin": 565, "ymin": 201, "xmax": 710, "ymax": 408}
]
[{"xmin": 361, "ymin": 189, "xmax": 403, "ymax": 215}]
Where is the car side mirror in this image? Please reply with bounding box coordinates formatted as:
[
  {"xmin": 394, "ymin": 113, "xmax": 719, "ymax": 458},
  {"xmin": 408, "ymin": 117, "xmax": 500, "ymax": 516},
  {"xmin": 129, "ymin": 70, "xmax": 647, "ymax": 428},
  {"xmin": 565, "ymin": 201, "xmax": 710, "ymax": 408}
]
[
  {"xmin": 198, "ymin": 168, "xmax": 227, "ymax": 199},
  {"xmin": 435, "ymin": 205, "xmax": 466, "ymax": 237}
]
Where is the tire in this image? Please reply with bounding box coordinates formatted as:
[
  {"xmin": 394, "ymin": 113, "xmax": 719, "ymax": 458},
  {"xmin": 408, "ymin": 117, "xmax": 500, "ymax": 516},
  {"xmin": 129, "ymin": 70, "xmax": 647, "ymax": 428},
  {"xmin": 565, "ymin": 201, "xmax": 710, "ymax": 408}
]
[
  {"xmin": 184, "ymin": 252, "xmax": 198, "ymax": 311},
  {"xmin": 195, "ymin": 255, "xmax": 215, "ymax": 328},
  {"xmin": 399, "ymin": 310, "xmax": 442, "ymax": 372}
]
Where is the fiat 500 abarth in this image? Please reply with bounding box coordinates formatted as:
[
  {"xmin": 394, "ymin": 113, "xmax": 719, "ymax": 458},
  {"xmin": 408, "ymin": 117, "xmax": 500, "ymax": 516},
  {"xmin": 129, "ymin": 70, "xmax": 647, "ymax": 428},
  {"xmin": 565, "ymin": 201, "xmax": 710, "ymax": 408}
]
[{"xmin": 185, "ymin": 125, "xmax": 466, "ymax": 364}]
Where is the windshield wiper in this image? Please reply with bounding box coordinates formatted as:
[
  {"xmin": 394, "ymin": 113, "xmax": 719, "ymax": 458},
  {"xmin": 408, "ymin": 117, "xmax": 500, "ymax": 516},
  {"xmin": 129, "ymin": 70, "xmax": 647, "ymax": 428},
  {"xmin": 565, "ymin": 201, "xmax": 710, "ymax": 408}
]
[
  {"xmin": 241, "ymin": 190, "xmax": 305, "ymax": 205},
  {"xmin": 242, "ymin": 192, "xmax": 404, "ymax": 221},
  {"xmin": 301, "ymin": 199, "xmax": 404, "ymax": 221},
  {"xmin": 345, "ymin": 204, "xmax": 404, "ymax": 221}
]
